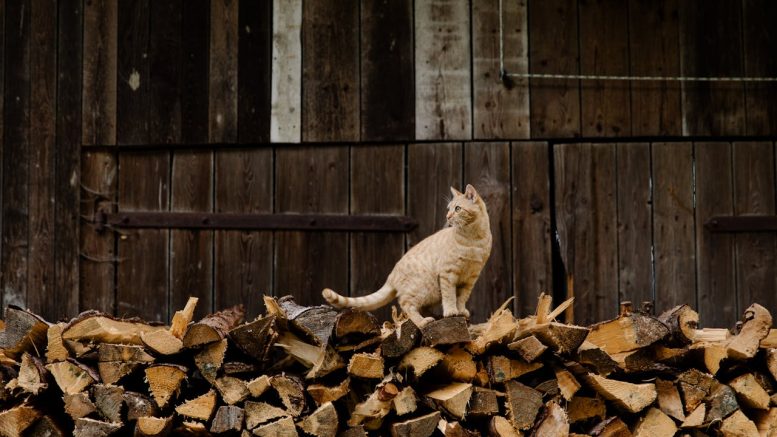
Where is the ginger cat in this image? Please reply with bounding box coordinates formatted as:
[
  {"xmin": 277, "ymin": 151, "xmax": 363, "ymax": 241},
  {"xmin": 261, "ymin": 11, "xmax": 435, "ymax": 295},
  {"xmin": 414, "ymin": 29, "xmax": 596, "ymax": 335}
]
[{"xmin": 323, "ymin": 184, "xmax": 492, "ymax": 327}]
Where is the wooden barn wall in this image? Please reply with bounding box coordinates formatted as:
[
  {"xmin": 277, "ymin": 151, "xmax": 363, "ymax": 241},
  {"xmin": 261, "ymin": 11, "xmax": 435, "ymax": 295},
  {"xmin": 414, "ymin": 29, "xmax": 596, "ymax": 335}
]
[{"xmin": 1, "ymin": 0, "xmax": 776, "ymax": 327}]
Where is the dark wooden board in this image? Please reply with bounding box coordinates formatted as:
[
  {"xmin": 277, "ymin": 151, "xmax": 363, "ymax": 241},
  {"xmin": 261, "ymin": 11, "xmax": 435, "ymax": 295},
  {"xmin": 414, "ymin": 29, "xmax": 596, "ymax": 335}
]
[
  {"xmin": 117, "ymin": 0, "xmax": 149, "ymax": 145},
  {"xmin": 529, "ymin": 0, "xmax": 580, "ymax": 138},
  {"xmin": 215, "ymin": 149, "xmax": 273, "ymax": 319},
  {"xmin": 180, "ymin": 0, "xmax": 209, "ymax": 145},
  {"xmin": 302, "ymin": 0, "xmax": 359, "ymax": 142},
  {"xmin": 694, "ymin": 142, "xmax": 735, "ymax": 327},
  {"xmin": 209, "ymin": 0, "xmax": 238, "ymax": 143},
  {"xmin": 149, "ymin": 0, "xmax": 182, "ymax": 144},
  {"xmin": 732, "ymin": 142, "xmax": 776, "ymax": 315},
  {"xmin": 238, "ymin": 0, "xmax": 272, "ymax": 143},
  {"xmin": 742, "ymin": 0, "xmax": 777, "ymax": 135},
  {"xmin": 511, "ymin": 142, "xmax": 552, "ymax": 318},
  {"xmin": 615, "ymin": 143, "xmax": 652, "ymax": 307},
  {"xmin": 27, "ymin": 0, "xmax": 58, "ymax": 320},
  {"xmin": 680, "ymin": 0, "xmax": 746, "ymax": 136},
  {"xmin": 628, "ymin": 0, "xmax": 681, "ymax": 136},
  {"xmin": 275, "ymin": 147, "xmax": 349, "ymax": 306},
  {"xmin": 464, "ymin": 143, "xmax": 511, "ymax": 322},
  {"xmin": 554, "ymin": 143, "xmax": 618, "ymax": 325},
  {"xmin": 82, "ymin": 0, "xmax": 117, "ymax": 146},
  {"xmin": 2, "ymin": 0, "xmax": 31, "ymax": 309},
  {"xmin": 652, "ymin": 143, "xmax": 695, "ymax": 314},
  {"xmin": 579, "ymin": 0, "xmax": 630, "ymax": 137},
  {"xmin": 350, "ymin": 145, "xmax": 405, "ymax": 322},
  {"xmin": 360, "ymin": 0, "xmax": 414, "ymax": 141}
]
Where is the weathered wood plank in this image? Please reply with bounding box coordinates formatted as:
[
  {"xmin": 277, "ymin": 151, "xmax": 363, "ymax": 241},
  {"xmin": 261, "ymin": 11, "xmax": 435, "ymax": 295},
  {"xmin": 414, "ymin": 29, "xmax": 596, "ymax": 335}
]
[
  {"xmin": 209, "ymin": 0, "xmax": 238, "ymax": 144},
  {"xmin": 628, "ymin": 0, "xmax": 681, "ymax": 136},
  {"xmin": 302, "ymin": 0, "xmax": 359, "ymax": 142},
  {"xmin": 82, "ymin": 0, "xmax": 117, "ymax": 146},
  {"xmin": 680, "ymin": 0, "xmax": 746, "ymax": 136},
  {"xmin": 149, "ymin": 0, "xmax": 182, "ymax": 144},
  {"xmin": 579, "ymin": 0, "xmax": 630, "ymax": 137},
  {"xmin": 732, "ymin": 142, "xmax": 776, "ymax": 316},
  {"xmin": 360, "ymin": 0, "xmax": 414, "ymax": 141},
  {"xmin": 742, "ymin": 0, "xmax": 777, "ymax": 135},
  {"xmin": 529, "ymin": 0, "xmax": 580, "ymax": 138},
  {"xmin": 415, "ymin": 0, "xmax": 472, "ymax": 140},
  {"xmin": 472, "ymin": 0, "xmax": 529, "ymax": 139},
  {"xmin": 695, "ymin": 142, "xmax": 736, "ymax": 327},
  {"xmin": 350, "ymin": 145, "xmax": 405, "ymax": 322},
  {"xmin": 238, "ymin": 0, "xmax": 272, "ymax": 143},
  {"xmin": 616, "ymin": 143, "xmax": 652, "ymax": 307},
  {"xmin": 652, "ymin": 143, "xmax": 695, "ymax": 313},
  {"xmin": 180, "ymin": 0, "xmax": 209, "ymax": 145},
  {"xmin": 275, "ymin": 147, "xmax": 349, "ymax": 306},
  {"xmin": 554, "ymin": 143, "xmax": 618, "ymax": 325},
  {"xmin": 117, "ymin": 0, "xmax": 149, "ymax": 145},
  {"xmin": 464, "ymin": 143, "xmax": 511, "ymax": 322},
  {"xmin": 512, "ymin": 142, "xmax": 552, "ymax": 318},
  {"xmin": 270, "ymin": 0, "xmax": 301, "ymax": 143}
]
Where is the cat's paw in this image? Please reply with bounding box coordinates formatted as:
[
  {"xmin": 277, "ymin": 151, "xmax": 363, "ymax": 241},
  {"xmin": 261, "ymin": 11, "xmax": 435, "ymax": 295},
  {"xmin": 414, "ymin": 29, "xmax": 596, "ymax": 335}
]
[
  {"xmin": 418, "ymin": 317, "xmax": 436, "ymax": 328},
  {"xmin": 443, "ymin": 308, "xmax": 462, "ymax": 318},
  {"xmin": 459, "ymin": 308, "xmax": 470, "ymax": 318}
]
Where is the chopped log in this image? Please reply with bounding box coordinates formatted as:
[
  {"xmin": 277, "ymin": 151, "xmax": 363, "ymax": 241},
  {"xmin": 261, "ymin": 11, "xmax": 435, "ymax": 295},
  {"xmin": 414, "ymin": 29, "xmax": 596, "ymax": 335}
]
[
  {"xmin": 632, "ymin": 407, "xmax": 676, "ymax": 437},
  {"xmin": 347, "ymin": 352, "xmax": 384, "ymax": 379},
  {"xmin": 398, "ymin": 347, "xmax": 444, "ymax": 377},
  {"xmin": 299, "ymin": 402, "xmax": 337, "ymax": 437},
  {"xmin": 245, "ymin": 375, "xmax": 271, "ymax": 399},
  {"xmin": 46, "ymin": 360, "xmax": 97, "ymax": 394},
  {"xmin": 720, "ymin": 409, "xmax": 758, "ymax": 436},
  {"xmin": 194, "ymin": 338, "xmax": 227, "ymax": 383},
  {"xmin": 175, "ymin": 421, "xmax": 210, "ymax": 436},
  {"xmin": 334, "ymin": 309, "xmax": 380, "ymax": 342},
  {"xmin": 135, "ymin": 416, "xmax": 173, "ymax": 437},
  {"xmin": 124, "ymin": 391, "xmax": 159, "ymax": 422},
  {"xmin": 73, "ymin": 418, "xmax": 121, "ymax": 437},
  {"xmin": 98, "ymin": 343, "xmax": 154, "ymax": 363},
  {"xmin": 252, "ymin": 417, "xmax": 298, "ymax": 437},
  {"xmin": 466, "ymin": 305, "xmax": 516, "ymax": 355},
  {"xmin": 307, "ymin": 378, "xmax": 350, "ymax": 407},
  {"xmin": 677, "ymin": 368, "xmax": 715, "ymax": 413},
  {"xmin": 223, "ymin": 361, "xmax": 258, "ymax": 375},
  {"xmin": 62, "ymin": 311, "xmax": 165, "ymax": 346},
  {"xmin": 440, "ymin": 346, "xmax": 477, "ymax": 382},
  {"xmin": 762, "ymin": 329, "xmax": 777, "ymax": 348},
  {"xmin": 576, "ymin": 341, "xmax": 619, "ymax": 376},
  {"xmin": 535, "ymin": 401, "xmax": 569, "ymax": 436},
  {"xmin": 145, "ymin": 364, "xmax": 187, "ymax": 408},
  {"xmin": 589, "ymin": 417, "xmax": 631, "ymax": 436},
  {"xmin": 568, "ymin": 396, "xmax": 606, "ymax": 424},
  {"xmin": 228, "ymin": 316, "xmax": 278, "ymax": 362},
  {"xmin": 15, "ymin": 352, "xmax": 48, "ymax": 395},
  {"xmin": 0, "ymin": 305, "xmax": 49, "ymax": 360},
  {"xmin": 215, "ymin": 376, "xmax": 250, "ymax": 405},
  {"xmin": 553, "ymin": 366, "xmax": 581, "ymax": 400},
  {"xmin": 27, "ymin": 415, "xmax": 65, "ymax": 437},
  {"xmin": 586, "ymin": 374, "xmax": 656, "ymax": 414},
  {"xmin": 421, "ymin": 317, "xmax": 471, "ymax": 346},
  {"xmin": 754, "ymin": 408, "xmax": 777, "ymax": 436},
  {"xmin": 65, "ymin": 392, "xmax": 97, "ymax": 420},
  {"xmin": 278, "ymin": 296, "xmax": 339, "ymax": 346},
  {"xmin": 338, "ymin": 426, "xmax": 368, "ymax": 437},
  {"xmin": 487, "ymin": 355, "xmax": 542, "ymax": 383},
  {"xmin": 488, "ymin": 416, "xmax": 520, "ymax": 437},
  {"xmin": 348, "ymin": 380, "xmax": 398, "ymax": 428},
  {"xmin": 98, "ymin": 361, "xmax": 142, "ymax": 385},
  {"xmin": 681, "ymin": 404, "xmax": 705, "ymax": 428},
  {"xmin": 182, "ymin": 305, "xmax": 245, "ymax": 348},
  {"xmin": 46, "ymin": 323, "xmax": 69, "ymax": 362},
  {"xmin": 390, "ymin": 411, "xmax": 440, "ymax": 437},
  {"xmin": 586, "ymin": 311, "xmax": 669, "ymax": 355},
  {"xmin": 467, "ymin": 387, "xmax": 499, "ymax": 417},
  {"xmin": 705, "ymin": 382, "xmax": 739, "ymax": 424},
  {"xmin": 245, "ymin": 401, "xmax": 290, "ymax": 430},
  {"xmin": 698, "ymin": 341, "xmax": 727, "ymax": 375},
  {"xmin": 170, "ymin": 297, "xmax": 198, "ymax": 339},
  {"xmin": 175, "ymin": 390, "xmax": 217, "ymax": 422},
  {"xmin": 392, "ymin": 386, "xmax": 417, "ymax": 416},
  {"xmin": 729, "ymin": 373, "xmax": 770, "ymax": 410},
  {"xmin": 92, "ymin": 384, "xmax": 125, "ymax": 423},
  {"xmin": 140, "ymin": 330, "xmax": 183, "ymax": 356},
  {"xmin": 210, "ymin": 406, "xmax": 245, "ymax": 434},
  {"xmin": 505, "ymin": 380, "xmax": 542, "ymax": 430},
  {"xmin": 655, "ymin": 379, "xmax": 685, "ymax": 421},
  {"xmin": 425, "ymin": 382, "xmax": 472, "ymax": 419},
  {"xmin": 525, "ymin": 322, "xmax": 589, "ymax": 354},
  {"xmin": 381, "ymin": 319, "xmax": 420, "ymax": 358},
  {"xmin": 437, "ymin": 419, "xmax": 478, "ymax": 437},
  {"xmin": 727, "ymin": 303, "xmax": 772, "ymax": 360},
  {"xmin": 271, "ymin": 375, "xmax": 306, "ymax": 417},
  {"xmin": 0, "ymin": 404, "xmax": 41, "ymax": 436},
  {"xmin": 274, "ymin": 332, "xmax": 344, "ymax": 379},
  {"xmin": 767, "ymin": 349, "xmax": 777, "ymax": 382},
  {"xmin": 657, "ymin": 304, "xmax": 699, "ymax": 346},
  {"xmin": 508, "ymin": 335, "xmax": 547, "ymax": 362}
]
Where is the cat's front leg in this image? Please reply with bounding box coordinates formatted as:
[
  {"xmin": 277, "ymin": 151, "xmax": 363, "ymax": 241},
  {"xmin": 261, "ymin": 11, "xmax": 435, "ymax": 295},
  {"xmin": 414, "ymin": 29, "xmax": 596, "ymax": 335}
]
[
  {"xmin": 456, "ymin": 281, "xmax": 474, "ymax": 318},
  {"xmin": 439, "ymin": 274, "xmax": 461, "ymax": 317}
]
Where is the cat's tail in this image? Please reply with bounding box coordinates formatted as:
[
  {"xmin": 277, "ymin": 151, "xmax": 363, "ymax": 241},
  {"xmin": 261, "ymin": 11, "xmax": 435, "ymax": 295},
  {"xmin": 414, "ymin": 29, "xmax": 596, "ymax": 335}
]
[{"xmin": 322, "ymin": 284, "xmax": 396, "ymax": 311}]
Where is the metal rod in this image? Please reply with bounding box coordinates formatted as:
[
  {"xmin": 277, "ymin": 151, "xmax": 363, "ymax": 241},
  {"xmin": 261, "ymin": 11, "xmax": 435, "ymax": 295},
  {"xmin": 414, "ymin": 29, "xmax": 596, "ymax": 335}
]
[{"xmin": 705, "ymin": 216, "xmax": 777, "ymax": 232}]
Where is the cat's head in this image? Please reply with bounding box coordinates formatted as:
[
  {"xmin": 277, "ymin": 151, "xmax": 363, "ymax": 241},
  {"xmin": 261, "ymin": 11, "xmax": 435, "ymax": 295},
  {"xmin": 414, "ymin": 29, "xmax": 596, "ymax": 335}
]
[{"xmin": 447, "ymin": 184, "xmax": 486, "ymax": 227}]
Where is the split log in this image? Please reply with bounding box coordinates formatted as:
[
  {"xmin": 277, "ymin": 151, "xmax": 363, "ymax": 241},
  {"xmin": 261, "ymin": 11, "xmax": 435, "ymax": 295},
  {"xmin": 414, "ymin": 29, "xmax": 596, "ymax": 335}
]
[
  {"xmin": 655, "ymin": 378, "xmax": 685, "ymax": 421},
  {"xmin": 98, "ymin": 343, "xmax": 154, "ymax": 362},
  {"xmin": 334, "ymin": 309, "xmax": 380, "ymax": 342},
  {"xmin": 215, "ymin": 376, "xmax": 250, "ymax": 405},
  {"xmin": 468, "ymin": 387, "xmax": 499, "ymax": 416},
  {"xmin": 440, "ymin": 346, "xmax": 477, "ymax": 382},
  {"xmin": 586, "ymin": 374, "xmax": 656, "ymax": 414},
  {"xmin": 392, "ymin": 386, "xmax": 417, "ymax": 416},
  {"xmin": 754, "ymin": 408, "xmax": 777, "ymax": 436},
  {"xmin": 274, "ymin": 332, "xmax": 344, "ymax": 379},
  {"xmin": 553, "ymin": 366, "xmax": 581, "ymax": 400},
  {"xmin": 348, "ymin": 379, "xmax": 398, "ymax": 428},
  {"xmin": 338, "ymin": 426, "xmax": 368, "ymax": 437},
  {"xmin": 139, "ymin": 330, "xmax": 183, "ymax": 356},
  {"xmin": 398, "ymin": 347, "xmax": 444, "ymax": 377},
  {"xmin": 0, "ymin": 404, "xmax": 40, "ymax": 436},
  {"xmin": 194, "ymin": 339, "xmax": 227, "ymax": 383},
  {"xmin": 727, "ymin": 303, "xmax": 772, "ymax": 360},
  {"xmin": 720, "ymin": 409, "xmax": 758, "ymax": 436},
  {"xmin": 704, "ymin": 382, "xmax": 739, "ymax": 424},
  {"xmin": 677, "ymin": 368, "xmax": 715, "ymax": 413},
  {"xmin": 47, "ymin": 360, "xmax": 98, "ymax": 394},
  {"xmin": 65, "ymin": 392, "xmax": 97, "ymax": 420},
  {"xmin": 247, "ymin": 375, "xmax": 271, "ymax": 398},
  {"xmin": 729, "ymin": 373, "xmax": 770, "ymax": 410},
  {"xmin": 224, "ymin": 361, "xmax": 258, "ymax": 376},
  {"xmin": 632, "ymin": 407, "xmax": 676, "ymax": 437},
  {"xmin": 14, "ymin": 352, "xmax": 48, "ymax": 395},
  {"xmin": 145, "ymin": 364, "xmax": 187, "ymax": 408},
  {"xmin": 488, "ymin": 416, "xmax": 520, "ymax": 437},
  {"xmin": 505, "ymin": 380, "xmax": 542, "ymax": 430},
  {"xmin": 175, "ymin": 390, "xmax": 217, "ymax": 422},
  {"xmin": 210, "ymin": 406, "xmax": 245, "ymax": 434},
  {"xmin": 524, "ymin": 322, "xmax": 589, "ymax": 354},
  {"xmin": 390, "ymin": 411, "xmax": 439, "ymax": 437},
  {"xmin": 244, "ymin": 401, "xmax": 290, "ymax": 430},
  {"xmin": 588, "ymin": 417, "xmax": 630, "ymax": 436},
  {"xmin": 135, "ymin": 416, "xmax": 173, "ymax": 437},
  {"xmin": 174, "ymin": 421, "xmax": 210, "ymax": 436},
  {"xmin": 425, "ymin": 382, "xmax": 472, "ymax": 419},
  {"xmin": 576, "ymin": 341, "xmax": 619, "ymax": 376},
  {"xmin": 421, "ymin": 317, "xmax": 471, "ymax": 346},
  {"xmin": 124, "ymin": 391, "xmax": 159, "ymax": 421},
  {"xmin": 657, "ymin": 304, "xmax": 699, "ymax": 346},
  {"xmin": 46, "ymin": 323, "xmax": 69, "ymax": 362},
  {"xmin": 27, "ymin": 415, "xmax": 65, "ymax": 437},
  {"xmin": 508, "ymin": 335, "xmax": 547, "ymax": 362},
  {"xmin": 0, "ymin": 305, "xmax": 49, "ymax": 360},
  {"xmin": 487, "ymin": 355, "xmax": 542, "ymax": 383},
  {"xmin": 307, "ymin": 378, "xmax": 350, "ymax": 407},
  {"xmin": 98, "ymin": 361, "xmax": 142, "ymax": 385},
  {"xmin": 278, "ymin": 296, "xmax": 338, "ymax": 345},
  {"xmin": 170, "ymin": 297, "xmax": 198, "ymax": 339},
  {"xmin": 182, "ymin": 305, "xmax": 245, "ymax": 348},
  {"xmin": 347, "ymin": 352, "xmax": 384, "ymax": 379},
  {"xmin": 252, "ymin": 417, "xmax": 298, "ymax": 437},
  {"xmin": 466, "ymin": 305, "xmax": 516, "ymax": 355},
  {"xmin": 299, "ymin": 402, "xmax": 337, "ymax": 437},
  {"xmin": 535, "ymin": 401, "xmax": 569, "ymax": 436},
  {"xmin": 681, "ymin": 404, "xmax": 705, "ymax": 428},
  {"xmin": 381, "ymin": 319, "xmax": 420, "ymax": 358},
  {"xmin": 73, "ymin": 418, "xmax": 121, "ymax": 437},
  {"xmin": 586, "ymin": 311, "xmax": 669, "ymax": 355},
  {"xmin": 62, "ymin": 311, "xmax": 165, "ymax": 346},
  {"xmin": 228, "ymin": 316, "xmax": 278, "ymax": 362},
  {"xmin": 436, "ymin": 419, "xmax": 478, "ymax": 437},
  {"xmin": 93, "ymin": 383, "xmax": 125, "ymax": 423},
  {"xmin": 271, "ymin": 375, "xmax": 306, "ymax": 417},
  {"xmin": 567, "ymin": 396, "xmax": 605, "ymax": 424}
]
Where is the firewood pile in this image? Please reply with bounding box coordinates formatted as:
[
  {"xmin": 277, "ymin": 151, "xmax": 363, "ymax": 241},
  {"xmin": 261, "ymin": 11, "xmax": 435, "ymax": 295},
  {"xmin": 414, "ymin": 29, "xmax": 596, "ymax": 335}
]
[{"xmin": 1, "ymin": 293, "xmax": 777, "ymax": 437}]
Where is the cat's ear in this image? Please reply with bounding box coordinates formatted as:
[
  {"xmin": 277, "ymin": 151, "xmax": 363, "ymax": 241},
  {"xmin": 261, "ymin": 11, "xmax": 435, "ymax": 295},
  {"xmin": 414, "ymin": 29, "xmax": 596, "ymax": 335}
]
[
  {"xmin": 464, "ymin": 184, "xmax": 479, "ymax": 202},
  {"xmin": 450, "ymin": 186, "xmax": 463, "ymax": 197}
]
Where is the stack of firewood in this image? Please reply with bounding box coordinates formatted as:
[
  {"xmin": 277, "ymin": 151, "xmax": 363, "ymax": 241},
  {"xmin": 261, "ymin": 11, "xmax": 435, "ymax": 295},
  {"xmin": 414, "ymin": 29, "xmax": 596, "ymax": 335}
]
[{"xmin": 1, "ymin": 293, "xmax": 777, "ymax": 436}]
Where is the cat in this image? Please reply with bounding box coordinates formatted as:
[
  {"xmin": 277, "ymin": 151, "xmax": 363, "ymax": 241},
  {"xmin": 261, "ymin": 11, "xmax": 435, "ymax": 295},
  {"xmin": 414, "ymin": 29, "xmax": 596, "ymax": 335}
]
[{"xmin": 323, "ymin": 184, "xmax": 492, "ymax": 327}]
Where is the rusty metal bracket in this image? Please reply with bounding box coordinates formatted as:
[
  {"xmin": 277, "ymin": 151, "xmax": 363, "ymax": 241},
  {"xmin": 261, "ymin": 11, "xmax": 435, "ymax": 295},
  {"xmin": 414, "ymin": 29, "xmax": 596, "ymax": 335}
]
[
  {"xmin": 94, "ymin": 211, "xmax": 417, "ymax": 233},
  {"xmin": 705, "ymin": 216, "xmax": 777, "ymax": 232}
]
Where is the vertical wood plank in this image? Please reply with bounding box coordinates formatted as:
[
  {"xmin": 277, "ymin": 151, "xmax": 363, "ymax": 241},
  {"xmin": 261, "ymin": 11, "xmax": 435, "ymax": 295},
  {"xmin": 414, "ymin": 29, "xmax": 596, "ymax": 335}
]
[
  {"xmin": 181, "ymin": 0, "xmax": 210, "ymax": 145},
  {"xmin": 117, "ymin": 0, "xmax": 149, "ymax": 146},
  {"xmin": 27, "ymin": 0, "xmax": 58, "ymax": 320},
  {"xmin": 302, "ymin": 0, "xmax": 359, "ymax": 142},
  {"xmin": 680, "ymin": 1, "xmax": 745, "ymax": 136},
  {"xmin": 732, "ymin": 142, "xmax": 776, "ymax": 314},
  {"xmin": 616, "ymin": 143, "xmax": 652, "ymax": 306},
  {"xmin": 2, "ymin": 0, "xmax": 31, "ymax": 309},
  {"xmin": 464, "ymin": 143, "xmax": 511, "ymax": 322},
  {"xmin": 415, "ymin": 0, "xmax": 472, "ymax": 140},
  {"xmin": 742, "ymin": 0, "xmax": 777, "ymax": 135},
  {"xmin": 215, "ymin": 149, "xmax": 273, "ymax": 319},
  {"xmin": 628, "ymin": 0, "xmax": 681, "ymax": 136},
  {"xmin": 209, "ymin": 0, "xmax": 238, "ymax": 144},
  {"xmin": 270, "ymin": 0, "xmax": 301, "ymax": 143},
  {"xmin": 512, "ymin": 142, "xmax": 552, "ymax": 317},
  {"xmin": 529, "ymin": 0, "xmax": 580, "ymax": 138},
  {"xmin": 238, "ymin": 0, "xmax": 272, "ymax": 143},
  {"xmin": 361, "ymin": 0, "xmax": 414, "ymax": 141},
  {"xmin": 82, "ymin": 0, "xmax": 118, "ymax": 145},
  {"xmin": 350, "ymin": 145, "xmax": 405, "ymax": 322},
  {"xmin": 554, "ymin": 143, "xmax": 618, "ymax": 325},
  {"xmin": 472, "ymin": 0, "xmax": 529, "ymax": 139},
  {"xmin": 652, "ymin": 143, "xmax": 695, "ymax": 313},
  {"xmin": 579, "ymin": 0, "xmax": 630, "ymax": 137},
  {"xmin": 275, "ymin": 147, "xmax": 349, "ymax": 306},
  {"xmin": 149, "ymin": 0, "xmax": 182, "ymax": 145},
  {"xmin": 695, "ymin": 142, "xmax": 735, "ymax": 327}
]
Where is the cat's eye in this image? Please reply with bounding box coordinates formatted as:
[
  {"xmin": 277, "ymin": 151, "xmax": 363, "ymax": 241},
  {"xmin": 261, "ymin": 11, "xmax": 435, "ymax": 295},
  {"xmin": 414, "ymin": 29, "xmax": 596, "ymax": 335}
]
[{"xmin": 455, "ymin": 206, "xmax": 461, "ymax": 212}]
